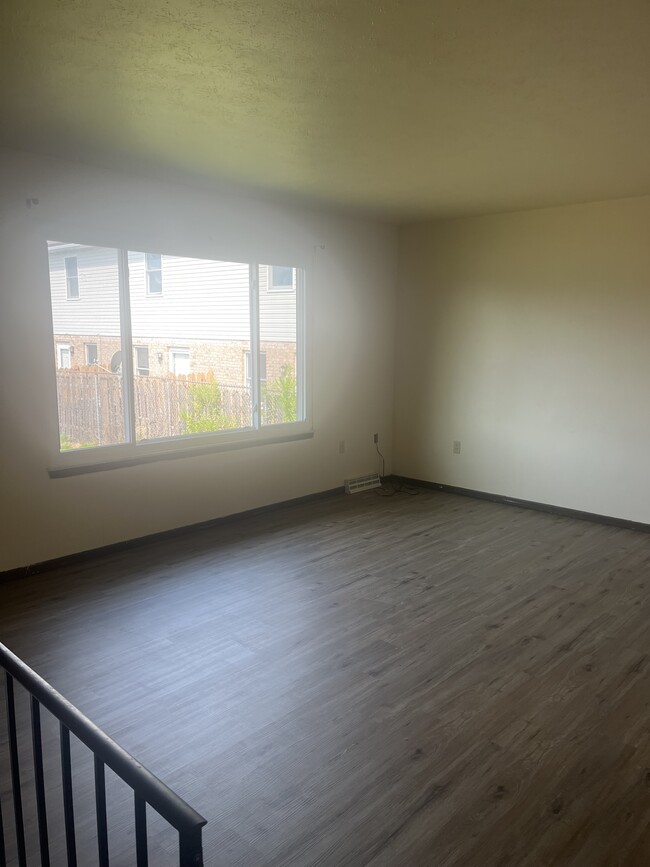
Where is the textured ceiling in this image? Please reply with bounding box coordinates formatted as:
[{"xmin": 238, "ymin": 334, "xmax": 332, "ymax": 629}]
[{"xmin": 1, "ymin": 0, "xmax": 649, "ymax": 219}]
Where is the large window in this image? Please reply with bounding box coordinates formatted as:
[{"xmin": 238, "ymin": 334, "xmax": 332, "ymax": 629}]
[{"xmin": 47, "ymin": 243, "xmax": 306, "ymax": 455}]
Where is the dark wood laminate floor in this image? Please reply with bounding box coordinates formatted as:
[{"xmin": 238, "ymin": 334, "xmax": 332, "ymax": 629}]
[{"xmin": 2, "ymin": 487, "xmax": 650, "ymax": 866}]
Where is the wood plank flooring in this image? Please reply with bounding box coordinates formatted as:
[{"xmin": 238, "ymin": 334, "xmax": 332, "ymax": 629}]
[{"xmin": 1, "ymin": 487, "xmax": 650, "ymax": 866}]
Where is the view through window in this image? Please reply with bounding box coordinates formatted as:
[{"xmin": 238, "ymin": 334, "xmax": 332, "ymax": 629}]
[{"xmin": 48, "ymin": 242, "xmax": 304, "ymax": 452}]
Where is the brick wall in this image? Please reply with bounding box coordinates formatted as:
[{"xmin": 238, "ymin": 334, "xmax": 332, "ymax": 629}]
[{"xmin": 53, "ymin": 335, "xmax": 296, "ymax": 385}]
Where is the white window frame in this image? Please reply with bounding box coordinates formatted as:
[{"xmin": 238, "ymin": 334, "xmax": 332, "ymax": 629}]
[
  {"xmin": 134, "ymin": 345, "xmax": 150, "ymax": 376},
  {"xmin": 85, "ymin": 343, "xmax": 98, "ymax": 365},
  {"xmin": 244, "ymin": 350, "xmax": 267, "ymax": 385},
  {"xmin": 65, "ymin": 256, "xmax": 80, "ymax": 299},
  {"xmin": 48, "ymin": 246, "xmax": 311, "ymax": 474},
  {"xmin": 169, "ymin": 348, "xmax": 190, "ymax": 376},
  {"xmin": 268, "ymin": 264, "xmax": 294, "ymax": 293},
  {"xmin": 57, "ymin": 343, "xmax": 72, "ymax": 369},
  {"xmin": 145, "ymin": 252, "xmax": 163, "ymax": 295}
]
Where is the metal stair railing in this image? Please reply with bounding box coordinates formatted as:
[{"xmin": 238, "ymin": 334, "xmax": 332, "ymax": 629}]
[{"xmin": 0, "ymin": 641, "xmax": 206, "ymax": 866}]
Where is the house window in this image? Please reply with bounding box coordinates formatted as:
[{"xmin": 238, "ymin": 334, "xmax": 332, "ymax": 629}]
[
  {"xmin": 57, "ymin": 343, "xmax": 72, "ymax": 369},
  {"xmin": 145, "ymin": 252, "xmax": 162, "ymax": 295},
  {"xmin": 65, "ymin": 256, "xmax": 79, "ymax": 299},
  {"xmin": 169, "ymin": 348, "xmax": 190, "ymax": 376},
  {"xmin": 269, "ymin": 265, "xmax": 294, "ymax": 291},
  {"xmin": 134, "ymin": 346, "xmax": 150, "ymax": 376},
  {"xmin": 245, "ymin": 350, "xmax": 267, "ymax": 385},
  {"xmin": 48, "ymin": 242, "xmax": 307, "ymax": 454},
  {"xmin": 85, "ymin": 343, "xmax": 98, "ymax": 365}
]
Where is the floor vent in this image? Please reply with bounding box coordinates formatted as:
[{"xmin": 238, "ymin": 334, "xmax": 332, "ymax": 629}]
[{"xmin": 345, "ymin": 473, "xmax": 382, "ymax": 494}]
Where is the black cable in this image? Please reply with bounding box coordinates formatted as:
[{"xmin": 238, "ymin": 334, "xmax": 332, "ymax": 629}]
[
  {"xmin": 373, "ymin": 443, "xmax": 420, "ymax": 497},
  {"xmin": 391, "ymin": 477, "xmax": 420, "ymax": 496},
  {"xmin": 376, "ymin": 443, "xmax": 386, "ymax": 478}
]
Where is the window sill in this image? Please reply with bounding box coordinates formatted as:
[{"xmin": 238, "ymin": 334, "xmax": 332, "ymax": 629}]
[{"xmin": 48, "ymin": 429, "xmax": 314, "ymax": 478}]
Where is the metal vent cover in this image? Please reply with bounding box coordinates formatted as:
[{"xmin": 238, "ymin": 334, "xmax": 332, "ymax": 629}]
[{"xmin": 345, "ymin": 473, "xmax": 382, "ymax": 494}]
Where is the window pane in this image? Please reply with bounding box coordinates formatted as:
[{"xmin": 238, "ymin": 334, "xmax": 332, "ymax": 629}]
[
  {"xmin": 170, "ymin": 349, "xmax": 190, "ymax": 376},
  {"xmin": 57, "ymin": 344, "xmax": 71, "ymax": 369},
  {"xmin": 260, "ymin": 264, "xmax": 299, "ymax": 425},
  {"xmin": 270, "ymin": 265, "xmax": 293, "ymax": 290},
  {"xmin": 65, "ymin": 256, "xmax": 80, "ymax": 298},
  {"xmin": 147, "ymin": 268, "xmax": 162, "ymax": 295},
  {"xmin": 85, "ymin": 343, "xmax": 98, "ymax": 365},
  {"xmin": 128, "ymin": 252, "xmax": 252, "ymax": 440},
  {"xmin": 48, "ymin": 242, "xmax": 126, "ymax": 450},
  {"xmin": 145, "ymin": 252, "xmax": 162, "ymax": 271},
  {"xmin": 145, "ymin": 252, "xmax": 163, "ymax": 294},
  {"xmin": 135, "ymin": 346, "xmax": 149, "ymax": 375}
]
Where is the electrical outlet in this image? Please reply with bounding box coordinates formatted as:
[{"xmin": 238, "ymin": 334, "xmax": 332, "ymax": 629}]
[
  {"xmin": 453, "ymin": 440, "xmax": 461, "ymax": 454},
  {"xmin": 373, "ymin": 433, "xmax": 379, "ymax": 444},
  {"xmin": 339, "ymin": 440, "xmax": 346, "ymax": 454}
]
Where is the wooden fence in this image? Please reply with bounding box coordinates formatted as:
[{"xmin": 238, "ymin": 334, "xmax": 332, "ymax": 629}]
[{"xmin": 56, "ymin": 370, "xmax": 254, "ymax": 448}]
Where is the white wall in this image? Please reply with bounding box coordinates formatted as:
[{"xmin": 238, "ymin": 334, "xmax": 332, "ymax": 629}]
[
  {"xmin": 0, "ymin": 149, "xmax": 396, "ymax": 571},
  {"xmin": 395, "ymin": 196, "xmax": 650, "ymax": 523}
]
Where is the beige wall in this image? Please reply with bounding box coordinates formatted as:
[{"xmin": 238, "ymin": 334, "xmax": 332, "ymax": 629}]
[
  {"xmin": 394, "ymin": 196, "xmax": 650, "ymax": 522},
  {"xmin": 0, "ymin": 149, "xmax": 396, "ymax": 571}
]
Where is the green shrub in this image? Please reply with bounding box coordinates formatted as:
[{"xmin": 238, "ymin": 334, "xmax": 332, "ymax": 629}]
[
  {"xmin": 264, "ymin": 365, "xmax": 297, "ymax": 424},
  {"xmin": 180, "ymin": 381, "xmax": 237, "ymax": 433}
]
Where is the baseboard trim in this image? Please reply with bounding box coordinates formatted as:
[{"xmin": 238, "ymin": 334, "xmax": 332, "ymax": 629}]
[
  {"xmin": 0, "ymin": 486, "xmax": 345, "ymax": 582},
  {"xmin": 395, "ymin": 477, "xmax": 650, "ymax": 535},
  {"xmin": 8, "ymin": 479, "xmax": 647, "ymax": 583}
]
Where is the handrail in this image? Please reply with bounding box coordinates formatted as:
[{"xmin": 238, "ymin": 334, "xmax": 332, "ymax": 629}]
[{"xmin": 0, "ymin": 641, "xmax": 207, "ymax": 865}]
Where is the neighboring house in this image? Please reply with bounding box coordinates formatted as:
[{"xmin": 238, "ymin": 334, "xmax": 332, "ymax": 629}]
[{"xmin": 48, "ymin": 242, "xmax": 297, "ymax": 388}]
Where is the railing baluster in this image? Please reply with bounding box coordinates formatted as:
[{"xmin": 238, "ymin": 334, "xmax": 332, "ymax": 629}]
[
  {"xmin": 135, "ymin": 793, "xmax": 148, "ymax": 867},
  {"xmin": 94, "ymin": 756, "xmax": 109, "ymax": 867},
  {"xmin": 5, "ymin": 673, "xmax": 26, "ymax": 867},
  {"xmin": 179, "ymin": 825, "xmax": 203, "ymax": 867},
  {"xmin": 60, "ymin": 722, "xmax": 77, "ymax": 866},
  {"xmin": 30, "ymin": 696, "xmax": 51, "ymax": 866},
  {"xmin": 0, "ymin": 794, "xmax": 7, "ymax": 867},
  {"xmin": 2, "ymin": 643, "xmax": 206, "ymax": 865}
]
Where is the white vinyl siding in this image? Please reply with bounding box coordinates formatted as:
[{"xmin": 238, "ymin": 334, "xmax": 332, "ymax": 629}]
[
  {"xmin": 50, "ymin": 252, "xmax": 295, "ymax": 344},
  {"xmin": 128, "ymin": 253, "xmax": 251, "ymax": 342},
  {"xmin": 258, "ymin": 266, "xmax": 297, "ymax": 342},
  {"xmin": 50, "ymin": 245, "xmax": 121, "ymax": 336}
]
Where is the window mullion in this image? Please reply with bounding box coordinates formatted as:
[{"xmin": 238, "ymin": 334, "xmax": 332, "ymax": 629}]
[
  {"xmin": 118, "ymin": 248, "xmax": 136, "ymax": 443},
  {"xmin": 296, "ymin": 268, "xmax": 306, "ymax": 422},
  {"xmin": 249, "ymin": 263, "xmax": 261, "ymax": 429}
]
